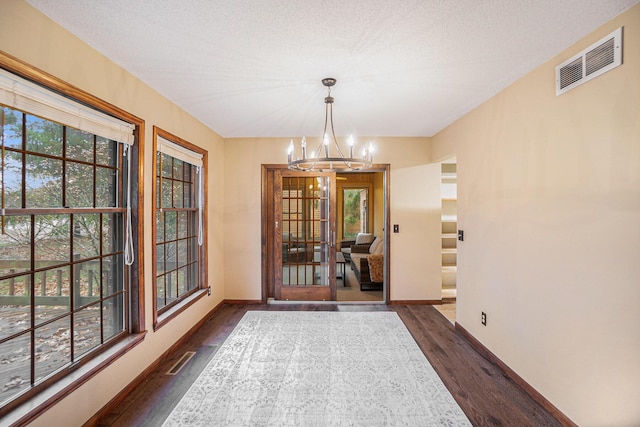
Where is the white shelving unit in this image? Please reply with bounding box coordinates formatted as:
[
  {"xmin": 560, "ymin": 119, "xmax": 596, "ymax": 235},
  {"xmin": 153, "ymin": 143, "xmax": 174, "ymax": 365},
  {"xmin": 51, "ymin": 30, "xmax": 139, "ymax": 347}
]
[{"xmin": 441, "ymin": 163, "xmax": 457, "ymax": 298}]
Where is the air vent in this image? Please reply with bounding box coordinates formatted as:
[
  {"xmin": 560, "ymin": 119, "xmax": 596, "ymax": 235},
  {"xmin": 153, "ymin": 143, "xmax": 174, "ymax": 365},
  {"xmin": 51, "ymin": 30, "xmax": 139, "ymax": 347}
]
[
  {"xmin": 166, "ymin": 351, "xmax": 196, "ymax": 375},
  {"xmin": 556, "ymin": 27, "xmax": 622, "ymax": 95}
]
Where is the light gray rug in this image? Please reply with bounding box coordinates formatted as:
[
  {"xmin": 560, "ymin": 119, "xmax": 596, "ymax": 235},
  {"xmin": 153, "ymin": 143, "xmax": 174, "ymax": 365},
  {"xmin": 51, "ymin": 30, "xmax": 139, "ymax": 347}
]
[{"xmin": 162, "ymin": 311, "xmax": 471, "ymax": 426}]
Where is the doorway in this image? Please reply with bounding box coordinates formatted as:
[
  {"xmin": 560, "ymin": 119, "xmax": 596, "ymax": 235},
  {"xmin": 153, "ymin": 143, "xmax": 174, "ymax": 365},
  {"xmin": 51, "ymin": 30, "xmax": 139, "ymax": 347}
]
[
  {"xmin": 261, "ymin": 165, "xmax": 390, "ymax": 303},
  {"xmin": 336, "ymin": 172, "xmax": 383, "ymax": 302}
]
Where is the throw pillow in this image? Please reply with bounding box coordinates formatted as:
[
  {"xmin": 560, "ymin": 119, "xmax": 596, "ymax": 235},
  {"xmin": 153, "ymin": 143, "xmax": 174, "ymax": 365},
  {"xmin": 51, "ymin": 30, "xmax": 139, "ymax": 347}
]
[
  {"xmin": 368, "ymin": 237, "xmax": 381, "ymax": 254},
  {"xmin": 373, "ymin": 239, "xmax": 384, "ymax": 255},
  {"xmin": 367, "ymin": 254, "xmax": 384, "ymax": 282},
  {"xmin": 354, "ymin": 233, "xmax": 374, "ymax": 245}
]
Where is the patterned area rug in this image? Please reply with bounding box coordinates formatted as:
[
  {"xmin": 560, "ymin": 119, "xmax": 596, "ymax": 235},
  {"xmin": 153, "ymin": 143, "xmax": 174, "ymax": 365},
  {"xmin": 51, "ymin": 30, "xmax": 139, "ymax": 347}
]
[{"xmin": 162, "ymin": 311, "xmax": 471, "ymax": 426}]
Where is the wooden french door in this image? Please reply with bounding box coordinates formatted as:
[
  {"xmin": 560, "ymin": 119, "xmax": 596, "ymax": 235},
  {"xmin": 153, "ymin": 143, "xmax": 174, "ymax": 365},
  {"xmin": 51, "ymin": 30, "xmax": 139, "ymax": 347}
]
[{"xmin": 274, "ymin": 169, "xmax": 337, "ymax": 301}]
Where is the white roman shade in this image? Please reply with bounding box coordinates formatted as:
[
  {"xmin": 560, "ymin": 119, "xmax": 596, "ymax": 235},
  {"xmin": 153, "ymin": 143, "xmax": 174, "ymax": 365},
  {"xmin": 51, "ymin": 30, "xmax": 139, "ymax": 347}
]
[
  {"xmin": 157, "ymin": 136, "xmax": 203, "ymax": 167},
  {"xmin": 0, "ymin": 67, "xmax": 137, "ymax": 265},
  {"xmin": 0, "ymin": 68, "xmax": 135, "ymax": 145},
  {"xmin": 157, "ymin": 136, "xmax": 205, "ymax": 246}
]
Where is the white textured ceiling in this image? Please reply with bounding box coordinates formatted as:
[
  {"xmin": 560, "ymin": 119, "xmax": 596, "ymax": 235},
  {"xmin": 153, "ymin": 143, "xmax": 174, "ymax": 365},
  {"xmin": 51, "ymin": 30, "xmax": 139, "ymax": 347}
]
[{"xmin": 26, "ymin": 0, "xmax": 639, "ymax": 138}]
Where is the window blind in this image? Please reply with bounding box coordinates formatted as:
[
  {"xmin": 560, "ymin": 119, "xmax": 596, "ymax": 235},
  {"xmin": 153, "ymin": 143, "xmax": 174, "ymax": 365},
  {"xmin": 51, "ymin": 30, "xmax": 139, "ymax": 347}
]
[
  {"xmin": 0, "ymin": 67, "xmax": 136, "ymax": 264},
  {"xmin": 157, "ymin": 136, "xmax": 203, "ymax": 167},
  {"xmin": 0, "ymin": 68, "xmax": 135, "ymax": 145},
  {"xmin": 157, "ymin": 135, "xmax": 205, "ymax": 246}
]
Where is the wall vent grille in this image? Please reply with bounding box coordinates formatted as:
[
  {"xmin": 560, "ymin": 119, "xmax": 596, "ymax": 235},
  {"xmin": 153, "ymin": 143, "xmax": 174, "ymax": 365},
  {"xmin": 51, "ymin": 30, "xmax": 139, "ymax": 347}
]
[
  {"xmin": 556, "ymin": 27, "xmax": 622, "ymax": 95},
  {"xmin": 166, "ymin": 351, "xmax": 196, "ymax": 375}
]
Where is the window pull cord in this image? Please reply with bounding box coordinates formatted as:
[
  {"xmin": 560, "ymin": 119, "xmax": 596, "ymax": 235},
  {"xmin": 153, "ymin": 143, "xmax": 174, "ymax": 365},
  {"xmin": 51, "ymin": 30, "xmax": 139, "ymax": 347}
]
[
  {"xmin": 197, "ymin": 165, "xmax": 203, "ymax": 246},
  {"xmin": 1, "ymin": 109, "xmax": 5, "ymax": 235},
  {"xmin": 124, "ymin": 144, "xmax": 135, "ymax": 265}
]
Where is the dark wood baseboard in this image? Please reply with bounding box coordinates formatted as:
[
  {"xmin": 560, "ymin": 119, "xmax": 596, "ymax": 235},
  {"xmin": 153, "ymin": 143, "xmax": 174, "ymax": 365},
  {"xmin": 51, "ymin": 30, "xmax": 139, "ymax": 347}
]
[
  {"xmin": 223, "ymin": 299, "xmax": 264, "ymax": 305},
  {"xmin": 455, "ymin": 322, "xmax": 577, "ymax": 427},
  {"xmin": 390, "ymin": 299, "xmax": 440, "ymax": 305},
  {"xmin": 85, "ymin": 300, "xmax": 225, "ymax": 427}
]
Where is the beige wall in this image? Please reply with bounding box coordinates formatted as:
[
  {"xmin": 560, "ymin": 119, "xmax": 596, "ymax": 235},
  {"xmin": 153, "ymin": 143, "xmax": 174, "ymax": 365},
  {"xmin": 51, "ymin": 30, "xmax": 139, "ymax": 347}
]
[
  {"xmin": 224, "ymin": 136, "xmax": 440, "ymax": 302},
  {"xmin": 432, "ymin": 5, "xmax": 640, "ymax": 426},
  {"xmin": 1, "ymin": 2, "xmax": 225, "ymax": 425}
]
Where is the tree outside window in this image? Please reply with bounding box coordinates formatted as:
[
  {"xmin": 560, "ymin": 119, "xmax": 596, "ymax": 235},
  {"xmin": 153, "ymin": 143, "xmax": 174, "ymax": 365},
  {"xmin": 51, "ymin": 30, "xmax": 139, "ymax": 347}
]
[
  {"xmin": 0, "ymin": 106, "xmax": 129, "ymax": 410},
  {"xmin": 343, "ymin": 188, "xmax": 368, "ymax": 239}
]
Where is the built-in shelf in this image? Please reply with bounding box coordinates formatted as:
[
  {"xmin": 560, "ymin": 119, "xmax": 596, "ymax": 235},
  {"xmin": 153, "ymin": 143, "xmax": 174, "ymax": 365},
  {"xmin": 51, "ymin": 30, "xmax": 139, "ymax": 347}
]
[
  {"xmin": 441, "ymin": 162, "xmax": 457, "ymax": 296},
  {"xmin": 442, "ymin": 249, "xmax": 456, "ymax": 260}
]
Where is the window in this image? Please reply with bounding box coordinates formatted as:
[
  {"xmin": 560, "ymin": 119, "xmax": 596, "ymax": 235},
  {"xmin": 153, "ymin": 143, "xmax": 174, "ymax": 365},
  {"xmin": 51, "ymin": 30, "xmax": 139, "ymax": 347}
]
[
  {"xmin": 342, "ymin": 188, "xmax": 369, "ymax": 239},
  {"xmin": 153, "ymin": 128, "xmax": 206, "ymax": 326},
  {"xmin": 0, "ymin": 66, "xmax": 140, "ymax": 414}
]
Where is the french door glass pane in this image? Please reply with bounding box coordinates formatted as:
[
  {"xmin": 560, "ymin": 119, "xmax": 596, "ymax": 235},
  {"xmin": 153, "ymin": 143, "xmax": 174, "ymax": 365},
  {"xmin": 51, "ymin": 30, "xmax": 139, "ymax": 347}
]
[{"xmin": 281, "ymin": 176, "xmax": 330, "ymax": 287}]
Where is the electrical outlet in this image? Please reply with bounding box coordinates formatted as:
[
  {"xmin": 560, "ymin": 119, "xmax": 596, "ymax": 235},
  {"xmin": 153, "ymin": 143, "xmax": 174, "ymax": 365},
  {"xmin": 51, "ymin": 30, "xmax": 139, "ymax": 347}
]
[{"xmin": 481, "ymin": 312, "xmax": 487, "ymax": 326}]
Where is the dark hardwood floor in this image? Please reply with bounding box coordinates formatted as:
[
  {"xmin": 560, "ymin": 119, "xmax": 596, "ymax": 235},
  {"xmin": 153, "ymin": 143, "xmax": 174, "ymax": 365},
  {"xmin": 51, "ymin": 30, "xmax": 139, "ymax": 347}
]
[{"xmin": 94, "ymin": 303, "xmax": 562, "ymax": 427}]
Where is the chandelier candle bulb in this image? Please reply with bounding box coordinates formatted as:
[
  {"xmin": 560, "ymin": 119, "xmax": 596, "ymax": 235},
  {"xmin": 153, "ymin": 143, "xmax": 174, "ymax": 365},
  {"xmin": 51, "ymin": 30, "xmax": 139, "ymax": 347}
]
[
  {"xmin": 348, "ymin": 135, "xmax": 355, "ymax": 158},
  {"xmin": 287, "ymin": 140, "xmax": 294, "ymax": 162},
  {"xmin": 323, "ymin": 133, "xmax": 330, "ymax": 157},
  {"xmin": 301, "ymin": 136, "xmax": 307, "ymax": 159}
]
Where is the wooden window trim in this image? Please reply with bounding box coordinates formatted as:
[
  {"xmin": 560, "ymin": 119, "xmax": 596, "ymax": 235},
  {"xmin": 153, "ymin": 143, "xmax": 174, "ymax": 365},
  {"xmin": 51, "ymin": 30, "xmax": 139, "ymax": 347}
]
[
  {"xmin": 0, "ymin": 51, "xmax": 146, "ymax": 420},
  {"xmin": 152, "ymin": 126, "xmax": 208, "ymax": 330}
]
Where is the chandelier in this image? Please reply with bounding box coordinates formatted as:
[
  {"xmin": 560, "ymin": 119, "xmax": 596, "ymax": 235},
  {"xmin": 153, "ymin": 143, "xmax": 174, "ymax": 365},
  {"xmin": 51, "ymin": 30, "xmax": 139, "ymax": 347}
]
[{"xmin": 287, "ymin": 78, "xmax": 373, "ymax": 172}]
